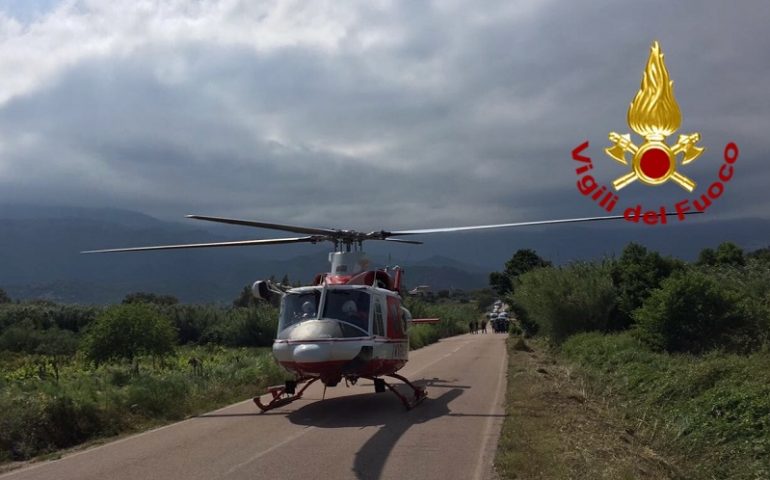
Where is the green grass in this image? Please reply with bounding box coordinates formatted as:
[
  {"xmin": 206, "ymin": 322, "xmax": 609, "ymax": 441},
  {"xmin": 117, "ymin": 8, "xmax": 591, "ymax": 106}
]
[
  {"xmin": 495, "ymin": 336, "xmax": 680, "ymax": 479},
  {"xmin": 0, "ymin": 346, "xmax": 284, "ymax": 462},
  {"xmin": 561, "ymin": 332, "xmax": 770, "ymax": 479}
]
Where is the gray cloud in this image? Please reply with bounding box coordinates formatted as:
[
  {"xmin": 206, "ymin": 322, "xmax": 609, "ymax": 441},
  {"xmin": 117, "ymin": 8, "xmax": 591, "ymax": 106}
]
[{"xmin": 0, "ymin": 0, "xmax": 767, "ymax": 232}]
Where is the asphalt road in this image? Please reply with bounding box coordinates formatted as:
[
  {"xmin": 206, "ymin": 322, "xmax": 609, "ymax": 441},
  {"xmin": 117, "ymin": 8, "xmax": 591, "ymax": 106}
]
[{"xmin": 2, "ymin": 333, "xmax": 508, "ymax": 480}]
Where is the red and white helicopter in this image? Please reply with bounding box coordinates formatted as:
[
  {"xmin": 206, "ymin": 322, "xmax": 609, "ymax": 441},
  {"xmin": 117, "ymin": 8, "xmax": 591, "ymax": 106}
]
[{"xmin": 85, "ymin": 213, "xmax": 630, "ymax": 411}]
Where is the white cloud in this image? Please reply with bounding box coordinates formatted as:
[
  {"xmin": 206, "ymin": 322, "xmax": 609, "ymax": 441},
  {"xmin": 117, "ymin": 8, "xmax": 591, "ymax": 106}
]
[{"xmin": 0, "ymin": 0, "xmax": 767, "ymax": 229}]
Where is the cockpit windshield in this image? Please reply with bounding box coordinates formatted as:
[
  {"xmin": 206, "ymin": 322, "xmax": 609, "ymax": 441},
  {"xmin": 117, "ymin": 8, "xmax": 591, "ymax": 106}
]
[
  {"xmin": 277, "ymin": 288, "xmax": 371, "ymax": 339},
  {"xmin": 322, "ymin": 289, "xmax": 371, "ymax": 332},
  {"xmin": 278, "ymin": 290, "xmax": 321, "ymax": 332}
]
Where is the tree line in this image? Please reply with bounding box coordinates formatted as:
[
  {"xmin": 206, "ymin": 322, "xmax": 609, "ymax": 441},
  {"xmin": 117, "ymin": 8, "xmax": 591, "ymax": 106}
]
[
  {"xmin": 0, "ymin": 288, "xmax": 279, "ymax": 367},
  {"xmin": 490, "ymin": 242, "xmax": 770, "ymax": 353}
]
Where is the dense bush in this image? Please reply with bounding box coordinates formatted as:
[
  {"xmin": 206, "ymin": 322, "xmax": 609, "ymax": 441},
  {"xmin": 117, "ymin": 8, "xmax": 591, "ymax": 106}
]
[
  {"xmin": 507, "ymin": 301, "xmax": 537, "ymax": 336},
  {"xmin": 404, "ymin": 299, "xmax": 475, "ymax": 349},
  {"xmin": 123, "ymin": 292, "xmax": 179, "ymax": 306},
  {"xmin": 0, "ymin": 303, "xmax": 99, "ymax": 334},
  {"xmin": 633, "ymin": 270, "xmax": 751, "ymax": 353},
  {"xmin": 704, "ymin": 259, "xmax": 770, "ymax": 347},
  {"xmin": 0, "ymin": 289, "xmax": 10, "ymax": 304},
  {"xmin": 610, "ymin": 243, "xmax": 683, "ymax": 329},
  {"xmin": 0, "ymin": 326, "xmax": 78, "ymax": 360},
  {"xmin": 81, "ymin": 304, "xmax": 177, "ymax": 364},
  {"xmin": 199, "ymin": 305, "xmax": 278, "ymax": 347},
  {"xmin": 511, "ymin": 262, "xmax": 616, "ymax": 343}
]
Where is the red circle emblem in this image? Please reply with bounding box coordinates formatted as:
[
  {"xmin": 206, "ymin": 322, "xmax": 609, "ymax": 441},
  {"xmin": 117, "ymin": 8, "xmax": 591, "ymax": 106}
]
[{"xmin": 639, "ymin": 147, "xmax": 670, "ymax": 179}]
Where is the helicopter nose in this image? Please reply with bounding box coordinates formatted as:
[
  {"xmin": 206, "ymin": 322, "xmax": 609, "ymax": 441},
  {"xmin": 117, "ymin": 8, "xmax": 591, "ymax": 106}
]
[{"xmin": 293, "ymin": 343, "xmax": 331, "ymax": 363}]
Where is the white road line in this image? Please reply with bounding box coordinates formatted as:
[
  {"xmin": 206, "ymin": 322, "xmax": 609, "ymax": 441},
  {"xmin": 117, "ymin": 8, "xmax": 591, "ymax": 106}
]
[
  {"xmin": 405, "ymin": 338, "xmax": 471, "ymax": 378},
  {"xmin": 218, "ymin": 426, "xmax": 316, "ymax": 479},
  {"xmin": 220, "ymin": 336, "xmax": 473, "ymax": 477},
  {"xmin": 472, "ymin": 337, "xmax": 508, "ymax": 480}
]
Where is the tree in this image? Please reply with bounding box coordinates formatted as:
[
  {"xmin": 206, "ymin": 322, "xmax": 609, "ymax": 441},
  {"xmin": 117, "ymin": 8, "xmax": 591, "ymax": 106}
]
[
  {"xmin": 122, "ymin": 292, "xmax": 179, "ymax": 306},
  {"xmin": 471, "ymin": 288, "xmax": 497, "ymax": 311},
  {"xmin": 715, "ymin": 242, "xmax": 745, "ymax": 267},
  {"xmin": 0, "ymin": 288, "xmax": 11, "ymax": 304},
  {"xmin": 504, "ymin": 249, "xmax": 552, "ymax": 278},
  {"xmin": 697, "ymin": 243, "xmax": 745, "ymax": 267},
  {"xmin": 489, "ymin": 249, "xmax": 551, "ymax": 295},
  {"xmin": 489, "ymin": 271, "xmax": 512, "ymax": 295},
  {"xmin": 81, "ymin": 303, "xmax": 177, "ymax": 365},
  {"xmin": 697, "ymin": 247, "xmax": 718, "ymax": 266},
  {"xmin": 748, "ymin": 246, "xmax": 770, "ymax": 264},
  {"xmin": 233, "ymin": 285, "xmax": 261, "ymax": 308},
  {"xmin": 610, "ymin": 243, "xmax": 683, "ymax": 329}
]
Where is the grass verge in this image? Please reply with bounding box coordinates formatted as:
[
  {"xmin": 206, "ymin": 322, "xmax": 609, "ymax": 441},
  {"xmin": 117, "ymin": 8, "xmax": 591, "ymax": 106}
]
[
  {"xmin": 561, "ymin": 332, "xmax": 770, "ymax": 480},
  {"xmin": 0, "ymin": 346, "xmax": 284, "ymax": 466},
  {"xmin": 494, "ymin": 336, "xmax": 680, "ymax": 479}
]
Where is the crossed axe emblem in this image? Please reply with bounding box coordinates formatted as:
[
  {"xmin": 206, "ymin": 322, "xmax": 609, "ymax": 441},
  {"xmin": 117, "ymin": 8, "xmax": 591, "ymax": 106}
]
[{"xmin": 605, "ymin": 132, "xmax": 704, "ymax": 192}]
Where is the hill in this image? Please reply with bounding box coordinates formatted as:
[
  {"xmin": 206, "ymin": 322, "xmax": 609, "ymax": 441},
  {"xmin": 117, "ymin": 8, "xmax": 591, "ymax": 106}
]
[{"xmin": 1, "ymin": 204, "xmax": 768, "ymax": 303}]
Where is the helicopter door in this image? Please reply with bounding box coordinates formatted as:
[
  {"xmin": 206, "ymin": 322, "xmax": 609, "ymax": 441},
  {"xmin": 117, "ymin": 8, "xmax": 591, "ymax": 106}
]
[{"xmin": 386, "ymin": 297, "xmax": 406, "ymax": 339}]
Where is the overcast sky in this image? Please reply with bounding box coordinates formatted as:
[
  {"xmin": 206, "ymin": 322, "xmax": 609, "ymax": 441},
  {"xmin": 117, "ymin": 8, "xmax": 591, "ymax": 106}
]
[{"xmin": 0, "ymin": 0, "xmax": 767, "ymax": 231}]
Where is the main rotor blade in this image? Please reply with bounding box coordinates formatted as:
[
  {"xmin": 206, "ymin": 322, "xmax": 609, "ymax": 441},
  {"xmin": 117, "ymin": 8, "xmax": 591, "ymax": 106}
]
[
  {"xmin": 81, "ymin": 236, "xmax": 320, "ymax": 254},
  {"xmin": 380, "ymin": 238, "xmax": 423, "ymax": 245},
  {"xmin": 388, "ymin": 213, "xmax": 699, "ymax": 236},
  {"xmin": 186, "ymin": 215, "xmax": 338, "ymax": 236}
]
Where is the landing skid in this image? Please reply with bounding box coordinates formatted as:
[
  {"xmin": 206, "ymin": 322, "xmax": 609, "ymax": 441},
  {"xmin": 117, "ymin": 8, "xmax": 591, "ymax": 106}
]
[
  {"xmin": 254, "ymin": 373, "xmax": 427, "ymax": 412},
  {"xmin": 364, "ymin": 373, "xmax": 427, "ymax": 410},
  {"xmin": 254, "ymin": 376, "xmax": 319, "ymax": 412}
]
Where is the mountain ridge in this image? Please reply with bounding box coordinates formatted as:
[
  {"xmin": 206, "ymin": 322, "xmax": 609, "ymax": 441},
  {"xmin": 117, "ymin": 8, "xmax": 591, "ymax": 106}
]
[{"xmin": 1, "ymin": 204, "xmax": 768, "ymax": 303}]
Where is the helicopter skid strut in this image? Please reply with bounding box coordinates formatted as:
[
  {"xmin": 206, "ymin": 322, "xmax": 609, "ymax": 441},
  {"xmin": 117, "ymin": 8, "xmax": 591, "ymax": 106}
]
[
  {"xmin": 254, "ymin": 373, "xmax": 427, "ymax": 412},
  {"xmin": 254, "ymin": 376, "xmax": 320, "ymax": 412},
  {"xmin": 364, "ymin": 373, "xmax": 427, "ymax": 410}
]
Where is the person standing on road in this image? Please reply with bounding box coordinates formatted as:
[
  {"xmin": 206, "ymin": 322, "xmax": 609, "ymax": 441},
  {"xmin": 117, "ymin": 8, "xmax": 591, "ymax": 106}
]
[{"xmin": 481, "ymin": 319, "xmax": 487, "ymax": 334}]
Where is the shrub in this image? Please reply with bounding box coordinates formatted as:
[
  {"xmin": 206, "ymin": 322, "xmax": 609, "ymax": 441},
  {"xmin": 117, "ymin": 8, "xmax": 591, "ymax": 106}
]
[
  {"xmin": 610, "ymin": 243, "xmax": 684, "ymax": 329},
  {"xmin": 81, "ymin": 304, "xmax": 177, "ymax": 364},
  {"xmin": 512, "ymin": 262, "xmax": 616, "ymax": 343},
  {"xmin": 200, "ymin": 305, "xmax": 277, "ymax": 347},
  {"xmin": 404, "ymin": 299, "xmax": 474, "ymax": 348},
  {"xmin": 633, "ymin": 270, "xmax": 749, "ymax": 353}
]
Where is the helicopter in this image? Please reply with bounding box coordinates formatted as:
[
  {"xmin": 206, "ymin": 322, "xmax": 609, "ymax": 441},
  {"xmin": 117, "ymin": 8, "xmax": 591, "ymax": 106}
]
[{"xmin": 84, "ymin": 212, "xmax": 644, "ymax": 411}]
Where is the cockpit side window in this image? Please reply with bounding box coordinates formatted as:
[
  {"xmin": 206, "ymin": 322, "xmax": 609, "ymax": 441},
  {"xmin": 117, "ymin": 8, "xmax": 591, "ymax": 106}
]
[
  {"xmin": 373, "ymin": 298, "xmax": 385, "ymax": 336},
  {"xmin": 323, "ymin": 289, "xmax": 371, "ymax": 333}
]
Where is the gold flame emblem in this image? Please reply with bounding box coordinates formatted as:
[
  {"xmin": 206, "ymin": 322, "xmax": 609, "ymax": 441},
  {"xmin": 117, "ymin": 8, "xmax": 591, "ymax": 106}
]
[{"xmin": 605, "ymin": 41, "xmax": 703, "ymax": 192}]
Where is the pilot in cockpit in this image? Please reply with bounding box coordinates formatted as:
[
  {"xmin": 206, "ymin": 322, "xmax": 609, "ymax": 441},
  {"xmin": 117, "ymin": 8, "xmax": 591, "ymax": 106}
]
[
  {"xmin": 301, "ymin": 300, "xmax": 316, "ymax": 318},
  {"xmin": 341, "ymin": 300, "xmax": 368, "ymax": 330}
]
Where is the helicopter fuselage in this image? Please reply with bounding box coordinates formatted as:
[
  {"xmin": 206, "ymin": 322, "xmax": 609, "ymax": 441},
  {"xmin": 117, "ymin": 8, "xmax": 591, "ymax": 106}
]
[{"xmin": 272, "ymin": 282, "xmax": 410, "ymax": 386}]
